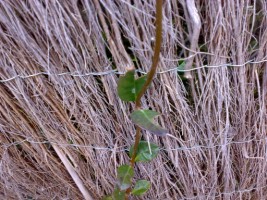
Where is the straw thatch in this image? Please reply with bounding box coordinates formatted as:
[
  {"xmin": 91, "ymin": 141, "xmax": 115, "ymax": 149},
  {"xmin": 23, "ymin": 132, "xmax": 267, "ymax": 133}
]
[{"xmin": 0, "ymin": 0, "xmax": 266, "ymax": 199}]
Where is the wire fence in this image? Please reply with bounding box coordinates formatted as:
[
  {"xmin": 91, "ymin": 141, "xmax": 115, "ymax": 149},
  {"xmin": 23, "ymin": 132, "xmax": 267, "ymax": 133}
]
[
  {"xmin": 1, "ymin": 58, "xmax": 266, "ymax": 198},
  {"xmin": 2, "ymin": 135, "xmax": 267, "ymax": 153},
  {"xmin": 0, "ymin": 58, "xmax": 266, "ymax": 83}
]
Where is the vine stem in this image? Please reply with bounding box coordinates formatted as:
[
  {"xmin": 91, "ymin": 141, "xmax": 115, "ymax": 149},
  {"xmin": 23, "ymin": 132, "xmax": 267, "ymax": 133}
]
[{"xmin": 125, "ymin": 0, "xmax": 163, "ymax": 199}]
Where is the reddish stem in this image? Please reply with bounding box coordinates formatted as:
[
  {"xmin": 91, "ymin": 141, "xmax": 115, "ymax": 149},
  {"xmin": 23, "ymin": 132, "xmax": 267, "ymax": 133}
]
[{"xmin": 125, "ymin": 0, "xmax": 163, "ymax": 198}]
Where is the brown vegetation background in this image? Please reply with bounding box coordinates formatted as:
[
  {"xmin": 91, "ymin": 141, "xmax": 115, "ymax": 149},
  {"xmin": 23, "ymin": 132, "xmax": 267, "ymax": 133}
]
[{"xmin": 0, "ymin": 0, "xmax": 266, "ymax": 199}]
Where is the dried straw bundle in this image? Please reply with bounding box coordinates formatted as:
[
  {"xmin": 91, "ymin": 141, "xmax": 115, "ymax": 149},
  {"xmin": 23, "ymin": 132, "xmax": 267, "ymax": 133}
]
[{"xmin": 0, "ymin": 0, "xmax": 266, "ymax": 199}]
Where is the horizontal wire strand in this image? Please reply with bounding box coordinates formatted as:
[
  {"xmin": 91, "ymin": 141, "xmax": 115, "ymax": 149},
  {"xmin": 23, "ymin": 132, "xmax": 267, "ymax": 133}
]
[
  {"xmin": 0, "ymin": 59, "xmax": 266, "ymax": 83},
  {"xmin": 2, "ymin": 136, "xmax": 267, "ymax": 152}
]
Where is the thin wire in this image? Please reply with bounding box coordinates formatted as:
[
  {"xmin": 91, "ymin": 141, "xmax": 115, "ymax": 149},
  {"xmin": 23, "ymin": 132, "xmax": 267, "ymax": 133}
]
[
  {"xmin": 2, "ymin": 136, "xmax": 267, "ymax": 152},
  {"xmin": 0, "ymin": 59, "xmax": 266, "ymax": 83},
  {"xmin": 0, "ymin": 69, "xmax": 119, "ymax": 83}
]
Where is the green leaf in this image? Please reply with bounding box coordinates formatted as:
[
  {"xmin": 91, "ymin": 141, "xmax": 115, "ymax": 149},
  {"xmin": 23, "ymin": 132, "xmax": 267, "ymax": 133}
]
[
  {"xmin": 102, "ymin": 195, "xmax": 112, "ymax": 200},
  {"xmin": 117, "ymin": 165, "xmax": 134, "ymax": 190},
  {"xmin": 129, "ymin": 141, "xmax": 159, "ymax": 162},
  {"xmin": 102, "ymin": 188, "xmax": 126, "ymax": 200},
  {"xmin": 130, "ymin": 110, "xmax": 168, "ymax": 136},
  {"xmin": 177, "ymin": 61, "xmax": 186, "ymax": 78},
  {"xmin": 113, "ymin": 188, "xmax": 126, "ymax": 200},
  {"xmin": 117, "ymin": 69, "xmax": 146, "ymax": 102},
  {"xmin": 132, "ymin": 180, "xmax": 151, "ymax": 196},
  {"xmin": 177, "ymin": 61, "xmax": 185, "ymax": 71}
]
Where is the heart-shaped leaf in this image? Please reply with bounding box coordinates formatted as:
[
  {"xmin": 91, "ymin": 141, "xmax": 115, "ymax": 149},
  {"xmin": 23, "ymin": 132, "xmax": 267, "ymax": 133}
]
[
  {"xmin": 117, "ymin": 69, "xmax": 146, "ymax": 102},
  {"xmin": 132, "ymin": 180, "xmax": 151, "ymax": 196},
  {"xmin": 129, "ymin": 141, "xmax": 159, "ymax": 162},
  {"xmin": 130, "ymin": 110, "xmax": 168, "ymax": 136},
  {"xmin": 117, "ymin": 165, "xmax": 134, "ymax": 190}
]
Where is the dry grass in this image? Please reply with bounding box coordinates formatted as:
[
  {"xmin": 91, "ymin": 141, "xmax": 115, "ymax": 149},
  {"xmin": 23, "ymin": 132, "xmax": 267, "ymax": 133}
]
[{"xmin": 0, "ymin": 0, "xmax": 266, "ymax": 199}]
